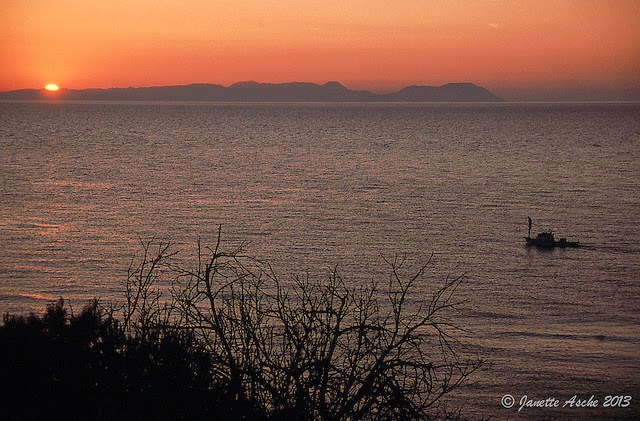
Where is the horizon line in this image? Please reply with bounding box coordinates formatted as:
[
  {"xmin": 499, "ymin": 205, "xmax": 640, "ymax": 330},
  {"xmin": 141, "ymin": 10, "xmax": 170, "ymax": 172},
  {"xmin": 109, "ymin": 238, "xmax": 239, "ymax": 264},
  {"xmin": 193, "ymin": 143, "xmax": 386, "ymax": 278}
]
[{"xmin": 2, "ymin": 80, "xmax": 639, "ymax": 103}]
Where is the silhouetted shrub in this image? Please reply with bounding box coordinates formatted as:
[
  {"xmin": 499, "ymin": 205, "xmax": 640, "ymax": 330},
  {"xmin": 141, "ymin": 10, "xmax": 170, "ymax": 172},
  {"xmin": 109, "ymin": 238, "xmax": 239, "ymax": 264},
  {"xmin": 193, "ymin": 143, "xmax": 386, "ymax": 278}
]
[{"xmin": 0, "ymin": 299, "xmax": 231, "ymax": 420}]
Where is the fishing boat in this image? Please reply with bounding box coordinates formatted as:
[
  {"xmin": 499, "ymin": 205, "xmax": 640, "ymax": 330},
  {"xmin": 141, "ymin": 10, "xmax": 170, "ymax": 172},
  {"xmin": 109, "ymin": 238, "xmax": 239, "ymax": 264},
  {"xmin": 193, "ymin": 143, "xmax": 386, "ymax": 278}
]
[
  {"xmin": 524, "ymin": 217, "xmax": 580, "ymax": 248},
  {"xmin": 524, "ymin": 231, "xmax": 580, "ymax": 248}
]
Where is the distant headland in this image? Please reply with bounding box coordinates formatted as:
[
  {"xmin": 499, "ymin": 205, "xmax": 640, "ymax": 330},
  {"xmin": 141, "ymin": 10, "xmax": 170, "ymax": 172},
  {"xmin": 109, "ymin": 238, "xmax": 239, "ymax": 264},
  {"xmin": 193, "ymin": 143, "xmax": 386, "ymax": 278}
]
[{"xmin": 0, "ymin": 81, "xmax": 502, "ymax": 102}]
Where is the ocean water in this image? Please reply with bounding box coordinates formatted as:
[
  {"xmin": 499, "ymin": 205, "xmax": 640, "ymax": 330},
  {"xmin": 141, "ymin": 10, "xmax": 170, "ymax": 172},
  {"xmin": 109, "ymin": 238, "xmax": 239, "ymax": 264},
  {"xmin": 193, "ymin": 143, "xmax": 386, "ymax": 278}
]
[{"xmin": 1, "ymin": 101, "xmax": 639, "ymax": 418}]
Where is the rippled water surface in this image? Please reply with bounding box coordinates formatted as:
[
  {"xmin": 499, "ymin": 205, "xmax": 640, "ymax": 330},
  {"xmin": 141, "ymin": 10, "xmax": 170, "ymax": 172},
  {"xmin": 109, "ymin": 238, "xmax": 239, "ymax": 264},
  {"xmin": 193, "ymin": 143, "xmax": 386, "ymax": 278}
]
[{"xmin": 1, "ymin": 102, "xmax": 639, "ymax": 418}]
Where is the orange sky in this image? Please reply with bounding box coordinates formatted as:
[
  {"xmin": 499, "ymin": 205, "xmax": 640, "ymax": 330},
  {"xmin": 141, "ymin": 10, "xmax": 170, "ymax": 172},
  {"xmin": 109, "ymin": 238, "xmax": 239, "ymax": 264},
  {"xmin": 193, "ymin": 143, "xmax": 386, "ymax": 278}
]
[{"xmin": 1, "ymin": 0, "xmax": 639, "ymax": 100}]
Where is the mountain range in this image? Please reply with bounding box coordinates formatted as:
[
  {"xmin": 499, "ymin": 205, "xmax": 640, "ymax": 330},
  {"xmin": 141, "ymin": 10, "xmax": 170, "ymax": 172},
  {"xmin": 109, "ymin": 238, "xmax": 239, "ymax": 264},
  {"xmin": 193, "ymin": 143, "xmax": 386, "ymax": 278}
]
[{"xmin": 0, "ymin": 81, "xmax": 501, "ymax": 102}]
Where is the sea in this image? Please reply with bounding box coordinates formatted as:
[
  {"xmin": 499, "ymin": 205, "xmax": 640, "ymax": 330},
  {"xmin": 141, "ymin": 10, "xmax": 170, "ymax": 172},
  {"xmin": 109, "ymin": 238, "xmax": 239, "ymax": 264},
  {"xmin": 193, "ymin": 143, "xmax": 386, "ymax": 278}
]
[{"xmin": 1, "ymin": 101, "xmax": 639, "ymax": 419}]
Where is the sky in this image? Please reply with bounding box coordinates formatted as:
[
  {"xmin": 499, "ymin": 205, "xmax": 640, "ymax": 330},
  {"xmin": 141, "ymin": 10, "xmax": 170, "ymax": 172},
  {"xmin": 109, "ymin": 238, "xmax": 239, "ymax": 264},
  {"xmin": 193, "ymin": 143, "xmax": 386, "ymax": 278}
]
[{"xmin": 1, "ymin": 0, "xmax": 639, "ymax": 101}]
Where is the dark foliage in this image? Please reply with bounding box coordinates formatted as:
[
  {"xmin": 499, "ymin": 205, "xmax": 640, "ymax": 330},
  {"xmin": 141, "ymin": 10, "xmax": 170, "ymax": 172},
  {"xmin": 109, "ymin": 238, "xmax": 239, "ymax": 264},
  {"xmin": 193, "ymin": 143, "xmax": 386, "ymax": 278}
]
[{"xmin": 0, "ymin": 299, "xmax": 231, "ymax": 420}]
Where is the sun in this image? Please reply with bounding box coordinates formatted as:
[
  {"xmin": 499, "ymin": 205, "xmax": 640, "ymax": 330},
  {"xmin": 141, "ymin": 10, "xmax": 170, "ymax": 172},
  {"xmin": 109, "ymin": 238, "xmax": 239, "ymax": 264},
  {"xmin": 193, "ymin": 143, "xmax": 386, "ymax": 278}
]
[{"xmin": 44, "ymin": 83, "xmax": 60, "ymax": 92}]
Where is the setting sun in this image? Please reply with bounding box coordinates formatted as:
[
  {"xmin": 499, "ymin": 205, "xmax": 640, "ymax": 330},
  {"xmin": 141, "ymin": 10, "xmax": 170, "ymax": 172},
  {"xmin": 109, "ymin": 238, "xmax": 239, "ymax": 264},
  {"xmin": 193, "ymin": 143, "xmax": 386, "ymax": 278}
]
[{"xmin": 44, "ymin": 83, "xmax": 59, "ymax": 92}]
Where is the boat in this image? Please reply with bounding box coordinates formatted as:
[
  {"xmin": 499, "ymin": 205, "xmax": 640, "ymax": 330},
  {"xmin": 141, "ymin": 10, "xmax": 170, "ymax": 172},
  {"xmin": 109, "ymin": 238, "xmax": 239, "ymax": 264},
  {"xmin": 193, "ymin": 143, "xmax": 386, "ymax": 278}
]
[
  {"xmin": 524, "ymin": 231, "xmax": 580, "ymax": 248},
  {"xmin": 524, "ymin": 217, "xmax": 580, "ymax": 248}
]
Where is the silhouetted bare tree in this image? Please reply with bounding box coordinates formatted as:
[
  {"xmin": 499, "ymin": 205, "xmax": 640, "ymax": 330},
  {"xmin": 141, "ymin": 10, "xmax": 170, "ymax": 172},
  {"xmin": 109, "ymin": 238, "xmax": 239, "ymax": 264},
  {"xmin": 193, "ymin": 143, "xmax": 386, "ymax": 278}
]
[{"xmin": 128, "ymin": 228, "xmax": 483, "ymax": 420}]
